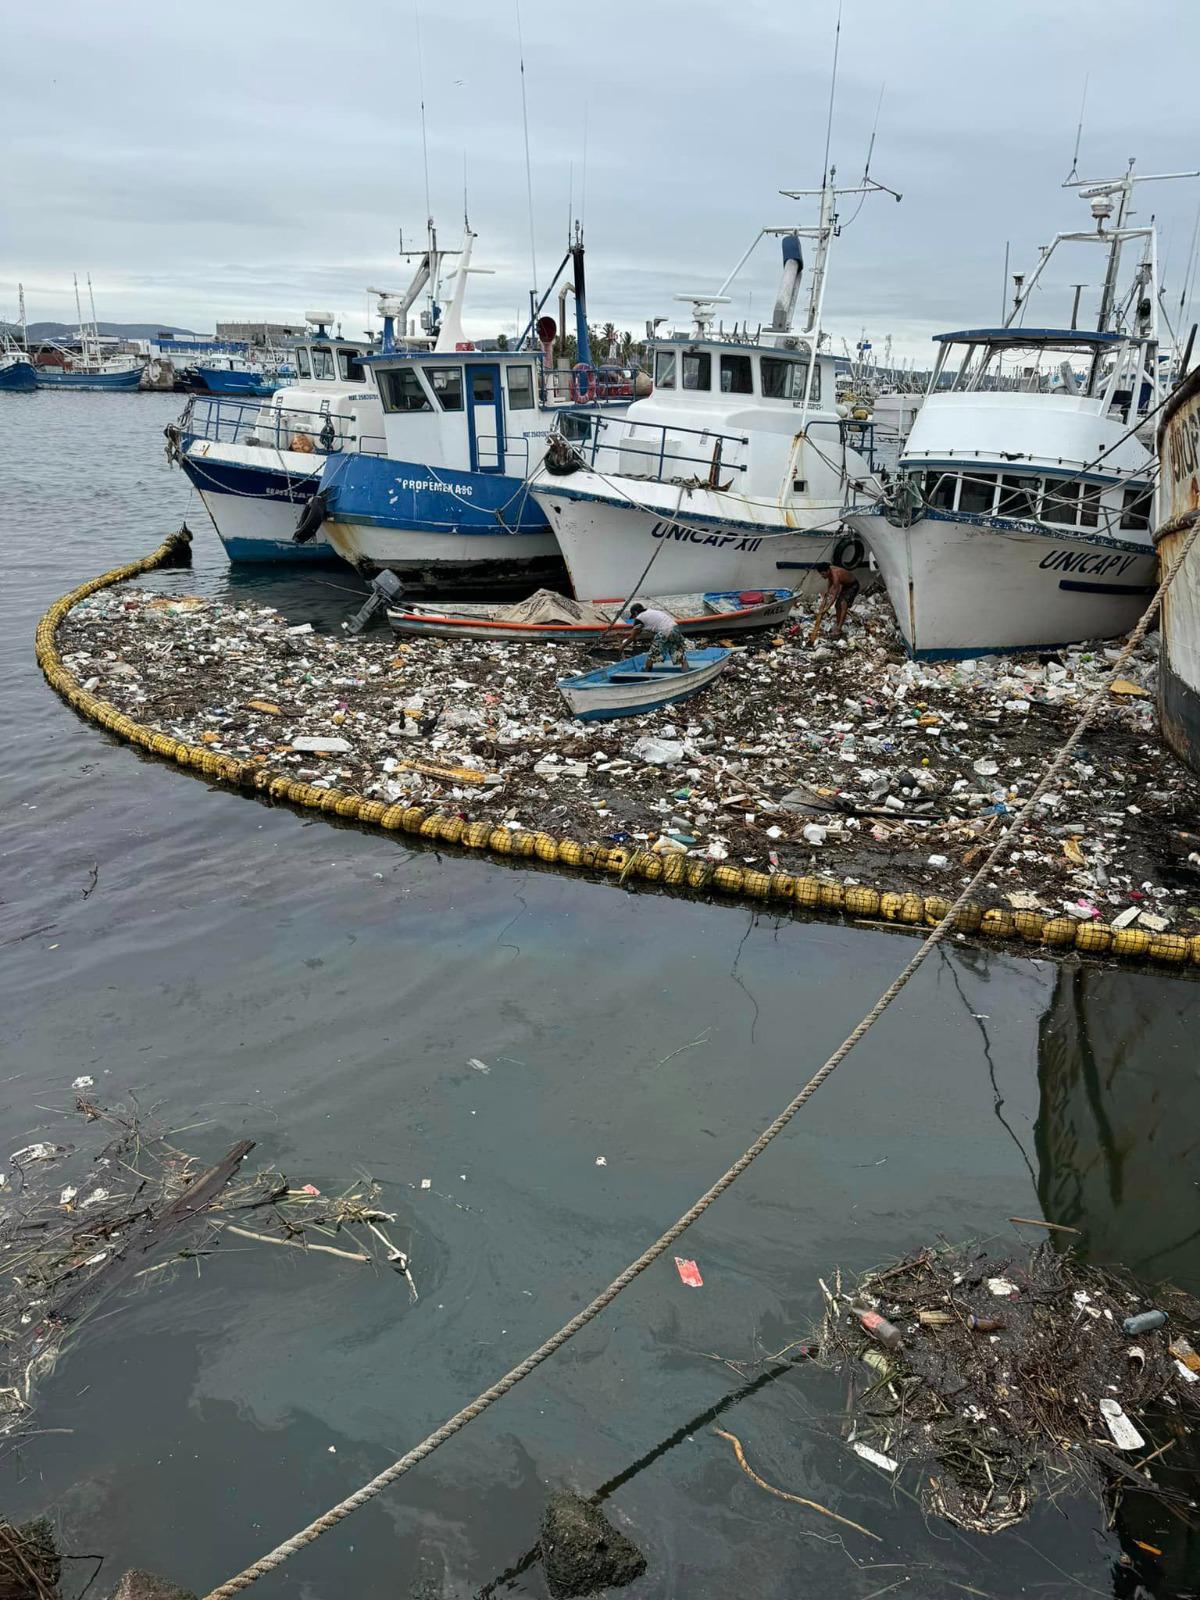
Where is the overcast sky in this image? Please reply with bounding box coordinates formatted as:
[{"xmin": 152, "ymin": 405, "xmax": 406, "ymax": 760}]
[{"xmin": 4, "ymin": 0, "xmax": 1200, "ymax": 362}]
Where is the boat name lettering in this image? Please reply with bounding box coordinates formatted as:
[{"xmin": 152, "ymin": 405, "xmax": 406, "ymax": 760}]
[
  {"xmin": 1165, "ymin": 405, "xmax": 1200, "ymax": 490},
  {"xmin": 1038, "ymin": 549, "xmax": 1137, "ymax": 577},
  {"xmin": 395, "ymin": 478, "xmax": 474, "ymax": 497},
  {"xmin": 650, "ymin": 521, "xmax": 762, "ymax": 553}
]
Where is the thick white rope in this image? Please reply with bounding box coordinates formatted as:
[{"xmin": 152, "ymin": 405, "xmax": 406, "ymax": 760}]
[{"xmin": 202, "ymin": 514, "xmax": 1200, "ymax": 1600}]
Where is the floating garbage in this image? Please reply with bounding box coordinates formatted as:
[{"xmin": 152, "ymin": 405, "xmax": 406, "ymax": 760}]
[
  {"xmin": 818, "ymin": 1240, "xmax": 1200, "ymax": 1533},
  {"xmin": 0, "ymin": 1097, "xmax": 417, "ymax": 1446},
  {"xmin": 56, "ymin": 588, "xmax": 1200, "ymax": 937}
]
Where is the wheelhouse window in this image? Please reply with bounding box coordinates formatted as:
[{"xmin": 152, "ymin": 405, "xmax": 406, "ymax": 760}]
[
  {"xmin": 720, "ymin": 354, "xmax": 753, "ymax": 394},
  {"xmin": 958, "ymin": 473, "xmax": 996, "ymax": 516},
  {"xmin": 310, "ymin": 346, "xmax": 334, "ymax": 381},
  {"xmin": 761, "ymin": 355, "xmax": 817, "ymax": 403},
  {"xmin": 681, "ymin": 351, "xmax": 711, "ymax": 391},
  {"xmin": 654, "ymin": 349, "xmax": 677, "ymax": 390},
  {"xmin": 1043, "ymin": 480, "xmax": 1081, "ymax": 525},
  {"xmin": 425, "ymin": 366, "xmax": 463, "ymax": 410},
  {"xmin": 295, "ymin": 347, "xmax": 311, "ymax": 379},
  {"xmin": 470, "ymin": 368, "xmax": 496, "ymax": 403},
  {"xmin": 1121, "ymin": 484, "xmax": 1152, "ymax": 529},
  {"xmin": 559, "ymin": 413, "xmax": 592, "ymax": 442},
  {"xmin": 1078, "ymin": 484, "xmax": 1102, "ymax": 528},
  {"xmin": 338, "ymin": 348, "xmax": 365, "ymax": 382},
  {"xmin": 379, "ymin": 367, "xmax": 432, "ymax": 413},
  {"xmin": 506, "ymin": 364, "xmax": 535, "ymax": 409},
  {"xmin": 927, "ymin": 471, "xmax": 958, "ymax": 512},
  {"xmin": 997, "ymin": 474, "xmax": 1040, "ymax": 519}
]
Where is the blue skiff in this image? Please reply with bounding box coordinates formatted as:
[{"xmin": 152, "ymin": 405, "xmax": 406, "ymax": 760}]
[{"xmin": 557, "ymin": 646, "xmax": 731, "ymax": 721}]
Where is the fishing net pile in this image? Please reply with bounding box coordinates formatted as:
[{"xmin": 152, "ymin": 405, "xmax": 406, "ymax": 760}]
[{"xmin": 818, "ymin": 1241, "xmax": 1200, "ymax": 1533}]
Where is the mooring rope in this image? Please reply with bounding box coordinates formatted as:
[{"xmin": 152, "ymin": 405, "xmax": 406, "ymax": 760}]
[{"xmin": 197, "ymin": 513, "xmax": 1200, "ymax": 1598}]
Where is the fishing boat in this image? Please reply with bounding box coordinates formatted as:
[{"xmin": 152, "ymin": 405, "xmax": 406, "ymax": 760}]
[
  {"xmin": 557, "ymin": 646, "xmax": 730, "ymax": 720},
  {"xmin": 387, "ymin": 586, "xmax": 796, "ymax": 642},
  {"xmin": 841, "ymin": 167, "xmax": 1184, "ymax": 660},
  {"xmin": 0, "ymin": 336, "xmax": 36, "ymax": 393},
  {"xmin": 185, "ymin": 350, "xmax": 296, "ymax": 398},
  {"xmin": 528, "ymin": 172, "xmax": 891, "ymax": 603},
  {"xmin": 0, "ymin": 286, "xmax": 36, "ymax": 391},
  {"xmin": 1154, "ymin": 361, "xmax": 1200, "ymax": 772},
  {"xmin": 170, "ymin": 315, "xmax": 381, "ymax": 562},
  {"xmin": 315, "ymin": 225, "xmax": 632, "ymax": 593},
  {"xmin": 35, "ymin": 274, "xmax": 144, "ymax": 391},
  {"xmin": 37, "ymin": 351, "xmax": 143, "ymax": 390}
]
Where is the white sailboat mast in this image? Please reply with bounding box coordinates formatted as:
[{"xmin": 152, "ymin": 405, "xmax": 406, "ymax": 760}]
[
  {"xmin": 73, "ymin": 273, "xmax": 84, "ymax": 353},
  {"xmin": 87, "ymin": 274, "xmax": 99, "ymax": 348}
]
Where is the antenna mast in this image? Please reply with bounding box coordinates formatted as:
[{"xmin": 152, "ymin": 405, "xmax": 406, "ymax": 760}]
[
  {"xmin": 1066, "ymin": 75, "xmax": 1088, "ymax": 182},
  {"xmin": 820, "ymin": 0, "xmax": 842, "ymax": 186},
  {"xmin": 514, "ymin": 0, "xmax": 539, "ymax": 344},
  {"xmin": 413, "ymin": 4, "xmax": 433, "ymax": 229}
]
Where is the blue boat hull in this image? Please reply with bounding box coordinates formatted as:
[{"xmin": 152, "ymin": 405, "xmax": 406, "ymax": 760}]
[
  {"xmin": 193, "ymin": 368, "xmax": 279, "ymax": 398},
  {"xmin": 0, "ymin": 361, "xmax": 37, "ymax": 393},
  {"xmin": 37, "ymin": 366, "xmax": 143, "ymax": 390},
  {"xmin": 320, "ymin": 452, "xmax": 565, "ymax": 591}
]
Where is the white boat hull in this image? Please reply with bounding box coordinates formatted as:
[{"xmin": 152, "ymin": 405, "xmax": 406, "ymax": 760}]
[
  {"xmin": 847, "ymin": 507, "xmax": 1156, "ymax": 659},
  {"xmin": 181, "ymin": 440, "xmax": 332, "ymax": 560},
  {"xmin": 533, "ymin": 480, "xmax": 860, "ymax": 602}
]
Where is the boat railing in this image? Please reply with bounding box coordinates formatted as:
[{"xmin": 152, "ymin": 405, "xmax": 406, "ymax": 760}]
[
  {"xmin": 543, "ymin": 364, "xmax": 636, "ymax": 407},
  {"xmin": 179, "ymin": 394, "xmax": 367, "ymax": 454},
  {"xmin": 802, "ymin": 416, "xmax": 881, "ymax": 473},
  {"xmin": 864, "ymin": 460, "xmax": 1154, "ymax": 542},
  {"xmin": 565, "ymin": 412, "xmax": 750, "ymax": 486}
]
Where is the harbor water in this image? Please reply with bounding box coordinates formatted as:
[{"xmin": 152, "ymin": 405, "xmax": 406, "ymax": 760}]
[{"xmin": 2, "ymin": 391, "xmax": 1198, "ymax": 1597}]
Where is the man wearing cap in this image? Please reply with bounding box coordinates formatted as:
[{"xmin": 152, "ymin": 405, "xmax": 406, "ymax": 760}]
[{"xmin": 626, "ymin": 602, "xmax": 688, "ymax": 668}]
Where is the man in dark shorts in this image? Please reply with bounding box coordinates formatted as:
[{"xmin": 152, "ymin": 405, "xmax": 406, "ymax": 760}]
[{"xmin": 814, "ymin": 561, "xmax": 861, "ymax": 639}]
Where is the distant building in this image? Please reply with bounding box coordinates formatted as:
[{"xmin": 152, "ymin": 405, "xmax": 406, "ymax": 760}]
[{"xmin": 216, "ymin": 320, "xmax": 305, "ymax": 346}]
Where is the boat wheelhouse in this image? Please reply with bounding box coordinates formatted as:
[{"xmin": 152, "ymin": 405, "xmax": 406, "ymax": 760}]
[
  {"xmin": 173, "ymin": 316, "xmax": 383, "ymax": 562},
  {"xmin": 529, "ymin": 176, "xmax": 889, "ymax": 603},
  {"xmin": 315, "ymin": 228, "xmax": 631, "ymax": 591},
  {"xmin": 318, "ymin": 340, "xmax": 572, "ymax": 589},
  {"xmin": 844, "ymin": 168, "xmax": 1182, "ymax": 659}
]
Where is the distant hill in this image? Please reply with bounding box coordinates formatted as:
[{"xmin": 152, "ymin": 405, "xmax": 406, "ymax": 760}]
[{"xmin": 10, "ymin": 321, "xmax": 202, "ymax": 340}]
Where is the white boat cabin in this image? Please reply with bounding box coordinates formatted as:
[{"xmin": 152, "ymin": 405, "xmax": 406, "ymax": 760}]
[
  {"xmin": 898, "ymin": 328, "xmax": 1154, "ymax": 542},
  {"xmin": 575, "ymin": 332, "xmax": 860, "ymax": 502},
  {"xmin": 370, "ymin": 347, "xmax": 566, "ymax": 476},
  {"xmin": 248, "ymin": 320, "xmax": 383, "ymax": 455}
]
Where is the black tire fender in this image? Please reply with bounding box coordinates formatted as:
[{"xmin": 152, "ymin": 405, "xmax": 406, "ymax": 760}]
[
  {"xmin": 293, "ymin": 491, "xmax": 327, "ymax": 545},
  {"xmin": 833, "ymin": 533, "xmax": 866, "ymax": 569}
]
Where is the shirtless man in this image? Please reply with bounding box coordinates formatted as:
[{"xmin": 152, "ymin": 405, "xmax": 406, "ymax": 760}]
[{"xmin": 813, "ymin": 561, "xmax": 861, "ymax": 639}]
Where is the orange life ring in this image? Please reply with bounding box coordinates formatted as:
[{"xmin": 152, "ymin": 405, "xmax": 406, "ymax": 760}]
[{"xmin": 571, "ymin": 364, "xmax": 597, "ymax": 404}]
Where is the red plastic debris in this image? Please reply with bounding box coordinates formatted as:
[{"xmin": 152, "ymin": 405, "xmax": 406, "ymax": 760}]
[{"xmin": 674, "ymin": 1256, "xmax": 703, "ymax": 1288}]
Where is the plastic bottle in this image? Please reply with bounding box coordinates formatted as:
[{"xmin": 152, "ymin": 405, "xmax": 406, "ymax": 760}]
[
  {"xmin": 967, "ymin": 1314, "xmax": 1004, "ymax": 1333},
  {"xmin": 851, "ymin": 1303, "xmax": 903, "ymax": 1351},
  {"xmin": 1123, "ymin": 1309, "xmax": 1167, "ymax": 1335}
]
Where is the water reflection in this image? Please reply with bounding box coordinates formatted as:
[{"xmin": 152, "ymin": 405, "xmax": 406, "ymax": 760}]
[
  {"xmin": 1036, "ymin": 963, "xmax": 1200, "ymax": 1597},
  {"xmin": 1036, "ymin": 964, "xmax": 1200, "ymax": 1292}
]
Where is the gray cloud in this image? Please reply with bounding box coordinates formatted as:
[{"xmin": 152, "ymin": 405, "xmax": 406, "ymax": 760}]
[{"xmin": 3, "ymin": 0, "xmax": 1198, "ymax": 363}]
